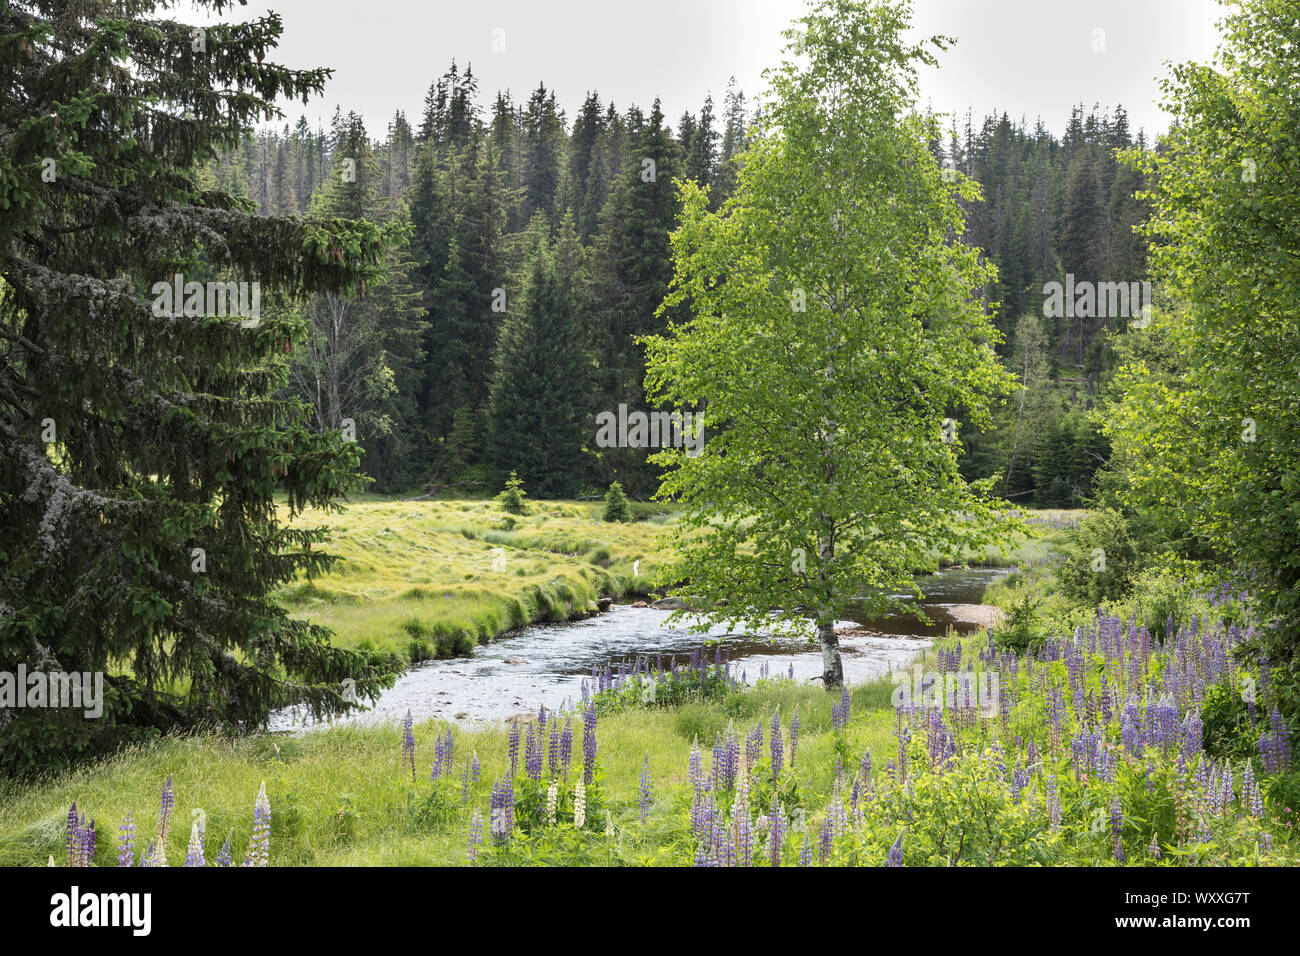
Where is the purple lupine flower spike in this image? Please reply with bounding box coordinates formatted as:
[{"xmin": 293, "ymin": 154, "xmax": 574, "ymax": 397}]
[
  {"xmin": 639, "ymin": 753, "xmax": 652, "ymax": 823},
  {"xmin": 887, "ymin": 831, "xmax": 904, "ymax": 867},
  {"xmin": 401, "ymin": 710, "xmax": 416, "ymax": 781},
  {"xmin": 64, "ymin": 803, "xmax": 79, "ymax": 866},
  {"xmin": 117, "ymin": 811, "xmax": 136, "ymax": 867}
]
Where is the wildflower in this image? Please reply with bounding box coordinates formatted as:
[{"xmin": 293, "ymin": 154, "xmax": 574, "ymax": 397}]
[
  {"xmin": 468, "ymin": 809, "xmax": 484, "ymax": 862},
  {"xmin": 154, "ymin": 775, "xmax": 174, "ymax": 866},
  {"xmin": 767, "ymin": 799, "xmax": 785, "ymax": 867},
  {"xmin": 508, "ymin": 720, "xmax": 521, "ymax": 778},
  {"xmin": 574, "ymin": 778, "xmax": 587, "ymax": 830},
  {"xmin": 183, "ymin": 819, "xmax": 205, "ymax": 867},
  {"xmin": 489, "ymin": 778, "xmax": 514, "ymax": 841},
  {"xmin": 583, "ymin": 704, "xmax": 598, "ymax": 785},
  {"xmin": 1148, "ymin": 832, "xmax": 1161, "ymax": 860},
  {"xmin": 887, "ymin": 831, "xmax": 904, "ymax": 867},
  {"xmin": 401, "ymin": 711, "xmax": 416, "ymax": 782},
  {"xmin": 789, "ymin": 706, "xmax": 800, "ymax": 766},
  {"xmin": 559, "ymin": 719, "xmax": 573, "ymax": 777},
  {"xmin": 64, "ymin": 804, "xmax": 80, "ymax": 866},
  {"xmin": 243, "ymin": 781, "xmax": 270, "ymax": 867},
  {"xmin": 1110, "ymin": 796, "xmax": 1124, "ymax": 862},
  {"xmin": 548, "ymin": 715, "xmax": 560, "ymax": 776},
  {"xmin": 831, "ymin": 686, "xmax": 851, "ymax": 731},
  {"xmin": 1046, "ymin": 775, "xmax": 1061, "ymax": 833},
  {"xmin": 770, "ymin": 710, "xmax": 784, "ymax": 779},
  {"xmin": 546, "ymin": 780, "xmax": 559, "ymax": 826},
  {"xmin": 117, "ymin": 812, "xmax": 136, "ymax": 867},
  {"xmin": 75, "ymin": 818, "xmax": 95, "ymax": 867},
  {"xmin": 639, "ymin": 753, "xmax": 652, "ymax": 823},
  {"xmin": 216, "ymin": 835, "xmax": 233, "ymax": 867},
  {"xmin": 604, "ymin": 809, "xmax": 615, "ymax": 839}
]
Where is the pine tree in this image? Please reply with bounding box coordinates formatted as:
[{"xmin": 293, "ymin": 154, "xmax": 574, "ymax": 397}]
[
  {"xmin": 0, "ymin": 0, "xmax": 397, "ymax": 774},
  {"xmin": 487, "ymin": 237, "xmax": 587, "ymax": 497}
]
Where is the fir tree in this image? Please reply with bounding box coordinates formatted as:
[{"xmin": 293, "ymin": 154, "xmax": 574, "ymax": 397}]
[
  {"xmin": 0, "ymin": 0, "xmax": 398, "ymax": 774},
  {"xmin": 487, "ymin": 237, "xmax": 587, "ymax": 498}
]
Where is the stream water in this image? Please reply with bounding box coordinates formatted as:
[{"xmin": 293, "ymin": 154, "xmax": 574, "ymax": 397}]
[{"xmin": 269, "ymin": 566, "xmax": 1007, "ymax": 732}]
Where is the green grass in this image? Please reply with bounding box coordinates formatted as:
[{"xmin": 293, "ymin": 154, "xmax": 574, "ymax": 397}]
[
  {"xmin": 279, "ymin": 496, "xmax": 678, "ymax": 662},
  {"xmin": 0, "ymin": 676, "xmax": 903, "ymax": 867}
]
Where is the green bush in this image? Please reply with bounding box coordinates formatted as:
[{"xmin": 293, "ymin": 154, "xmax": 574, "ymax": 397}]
[{"xmin": 1055, "ymin": 507, "xmax": 1138, "ymax": 608}]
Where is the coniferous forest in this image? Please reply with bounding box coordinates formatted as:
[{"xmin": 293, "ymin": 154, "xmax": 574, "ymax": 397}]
[{"xmin": 219, "ymin": 73, "xmax": 1146, "ymax": 504}]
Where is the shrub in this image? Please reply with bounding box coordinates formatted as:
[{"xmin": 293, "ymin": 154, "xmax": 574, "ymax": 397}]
[
  {"xmin": 602, "ymin": 482, "xmax": 631, "ymax": 523},
  {"xmin": 1055, "ymin": 507, "xmax": 1138, "ymax": 607}
]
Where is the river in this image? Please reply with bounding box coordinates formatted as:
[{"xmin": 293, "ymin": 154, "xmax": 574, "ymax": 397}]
[{"xmin": 269, "ymin": 566, "xmax": 1007, "ymax": 731}]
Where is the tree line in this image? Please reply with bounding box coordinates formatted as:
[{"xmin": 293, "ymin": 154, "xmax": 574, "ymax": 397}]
[{"xmin": 207, "ymin": 68, "xmax": 1152, "ymax": 505}]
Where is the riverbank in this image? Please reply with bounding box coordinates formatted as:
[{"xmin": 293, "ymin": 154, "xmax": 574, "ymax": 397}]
[
  {"xmin": 278, "ymin": 496, "xmax": 677, "ymax": 664},
  {"xmin": 278, "ymin": 496, "xmax": 1075, "ymax": 666}
]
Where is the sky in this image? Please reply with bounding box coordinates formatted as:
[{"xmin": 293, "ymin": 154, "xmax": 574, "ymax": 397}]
[{"xmin": 184, "ymin": 0, "xmax": 1225, "ymax": 139}]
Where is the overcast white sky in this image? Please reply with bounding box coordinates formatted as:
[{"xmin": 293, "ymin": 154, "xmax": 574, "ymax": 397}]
[{"xmin": 186, "ymin": 0, "xmax": 1224, "ymax": 139}]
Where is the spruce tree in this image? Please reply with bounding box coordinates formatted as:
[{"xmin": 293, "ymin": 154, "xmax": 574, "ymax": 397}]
[
  {"xmin": 0, "ymin": 0, "xmax": 397, "ymax": 774},
  {"xmin": 487, "ymin": 238, "xmax": 587, "ymax": 498}
]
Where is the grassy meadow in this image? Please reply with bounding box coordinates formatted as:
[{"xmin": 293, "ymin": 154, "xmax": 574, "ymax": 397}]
[{"xmin": 277, "ymin": 495, "xmax": 679, "ymax": 662}]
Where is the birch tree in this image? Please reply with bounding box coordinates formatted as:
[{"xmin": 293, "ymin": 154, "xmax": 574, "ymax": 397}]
[{"xmin": 644, "ymin": 0, "xmax": 1016, "ymax": 687}]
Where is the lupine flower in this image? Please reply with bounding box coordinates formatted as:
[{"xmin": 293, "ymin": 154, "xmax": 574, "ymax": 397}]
[
  {"xmin": 401, "ymin": 711, "xmax": 416, "ymax": 782},
  {"xmin": 790, "ymin": 707, "xmax": 800, "ymax": 766},
  {"xmin": 74, "ymin": 817, "xmax": 95, "ymax": 867},
  {"xmin": 140, "ymin": 840, "xmax": 157, "ymax": 868},
  {"xmin": 559, "ymin": 719, "xmax": 573, "ymax": 777},
  {"xmin": 64, "ymin": 804, "xmax": 80, "ymax": 866},
  {"xmin": 831, "ymin": 686, "xmax": 851, "ymax": 731},
  {"xmin": 183, "ymin": 819, "xmax": 205, "ymax": 867},
  {"xmin": 548, "ymin": 715, "xmax": 561, "ymax": 776},
  {"xmin": 639, "ymin": 753, "xmax": 652, "ymax": 823},
  {"xmin": 583, "ymin": 704, "xmax": 598, "ymax": 785},
  {"xmin": 243, "ymin": 781, "xmax": 270, "ymax": 867},
  {"xmin": 767, "ymin": 799, "xmax": 785, "ymax": 867},
  {"xmin": 746, "ymin": 721, "xmax": 763, "ymax": 768},
  {"xmin": 117, "ymin": 812, "xmax": 136, "ymax": 867},
  {"xmin": 1110, "ymin": 796, "xmax": 1124, "ymax": 862},
  {"xmin": 770, "ymin": 710, "xmax": 784, "ymax": 779},
  {"xmin": 508, "ymin": 720, "xmax": 521, "ymax": 778},
  {"xmin": 574, "ymin": 778, "xmax": 587, "ymax": 830},
  {"xmin": 887, "ymin": 831, "xmax": 904, "ymax": 867},
  {"xmin": 468, "ymin": 809, "xmax": 484, "ymax": 862},
  {"xmin": 1259, "ymin": 707, "xmax": 1292, "ymax": 773},
  {"xmin": 1148, "ymin": 832, "xmax": 1161, "ymax": 860},
  {"xmin": 1046, "ymin": 774, "xmax": 1061, "ymax": 833},
  {"xmin": 734, "ymin": 810, "xmax": 753, "ymax": 866},
  {"xmin": 489, "ymin": 778, "xmax": 514, "ymax": 841},
  {"xmin": 604, "ymin": 809, "xmax": 615, "ymax": 839},
  {"xmin": 545, "ymin": 781, "xmax": 559, "ymax": 827},
  {"xmin": 1243, "ymin": 762, "xmax": 1263, "ymax": 817}
]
